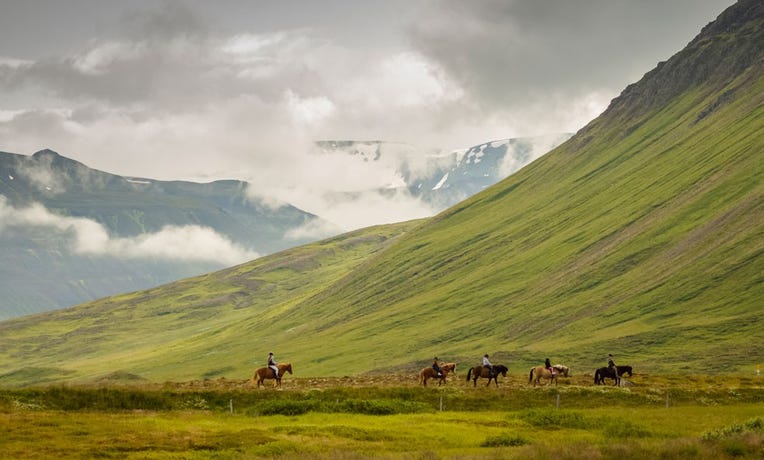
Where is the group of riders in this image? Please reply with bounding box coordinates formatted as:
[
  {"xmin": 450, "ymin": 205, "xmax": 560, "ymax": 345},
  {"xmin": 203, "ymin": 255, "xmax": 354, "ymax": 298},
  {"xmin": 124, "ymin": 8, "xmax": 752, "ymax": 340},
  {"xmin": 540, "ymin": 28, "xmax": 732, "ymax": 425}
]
[
  {"xmin": 430, "ymin": 353, "xmax": 619, "ymax": 378},
  {"xmin": 265, "ymin": 351, "xmax": 620, "ymax": 380}
]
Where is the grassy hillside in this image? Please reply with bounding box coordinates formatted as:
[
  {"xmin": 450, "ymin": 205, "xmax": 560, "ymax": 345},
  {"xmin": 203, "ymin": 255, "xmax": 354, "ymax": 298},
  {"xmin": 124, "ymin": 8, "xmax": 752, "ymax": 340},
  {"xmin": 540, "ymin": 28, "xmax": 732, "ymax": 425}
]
[
  {"xmin": 0, "ymin": 0, "xmax": 762, "ymax": 385},
  {"xmin": 0, "ymin": 221, "xmax": 423, "ymax": 385}
]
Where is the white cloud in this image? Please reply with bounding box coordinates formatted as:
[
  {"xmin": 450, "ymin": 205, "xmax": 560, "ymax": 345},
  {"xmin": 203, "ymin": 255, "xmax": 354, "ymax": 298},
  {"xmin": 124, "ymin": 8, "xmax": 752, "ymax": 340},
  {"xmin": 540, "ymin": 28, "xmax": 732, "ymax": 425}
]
[
  {"xmin": 0, "ymin": 196, "xmax": 258, "ymax": 265},
  {"xmin": 284, "ymin": 219, "xmax": 343, "ymax": 241},
  {"xmin": 285, "ymin": 90, "xmax": 336, "ymax": 126},
  {"xmin": 71, "ymin": 41, "xmax": 146, "ymax": 76}
]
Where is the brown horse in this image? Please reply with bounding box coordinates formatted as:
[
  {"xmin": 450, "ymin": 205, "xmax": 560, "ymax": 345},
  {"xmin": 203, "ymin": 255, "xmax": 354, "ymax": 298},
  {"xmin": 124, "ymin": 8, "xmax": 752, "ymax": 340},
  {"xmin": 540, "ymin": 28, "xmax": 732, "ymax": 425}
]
[
  {"xmin": 466, "ymin": 364, "xmax": 508, "ymax": 387},
  {"xmin": 529, "ymin": 364, "xmax": 569, "ymax": 386},
  {"xmin": 419, "ymin": 362, "xmax": 456, "ymax": 386},
  {"xmin": 253, "ymin": 363, "xmax": 293, "ymax": 388}
]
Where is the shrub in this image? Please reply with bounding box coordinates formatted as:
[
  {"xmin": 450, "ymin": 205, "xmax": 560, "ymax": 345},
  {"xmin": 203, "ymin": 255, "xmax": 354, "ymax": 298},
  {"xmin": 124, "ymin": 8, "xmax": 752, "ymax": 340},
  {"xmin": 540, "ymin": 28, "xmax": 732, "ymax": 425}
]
[
  {"xmin": 336, "ymin": 398, "xmax": 432, "ymax": 415},
  {"xmin": 481, "ymin": 433, "xmax": 528, "ymax": 447},
  {"xmin": 516, "ymin": 409, "xmax": 596, "ymax": 429},
  {"xmin": 701, "ymin": 416, "xmax": 764, "ymax": 441},
  {"xmin": 601, "ymin": 419, "xmax": 651, "ymax": 438},
  {"xmin": 246, "ymin": 399, "xmax": 316, "ymax": 416}
]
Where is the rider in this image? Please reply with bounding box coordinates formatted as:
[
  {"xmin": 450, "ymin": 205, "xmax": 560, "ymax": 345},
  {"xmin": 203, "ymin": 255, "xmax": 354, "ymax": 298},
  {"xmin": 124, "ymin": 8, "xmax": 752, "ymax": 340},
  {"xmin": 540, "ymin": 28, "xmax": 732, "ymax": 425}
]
[
  {"xmin": 432, "ymin": 357, "xmax": 442, "ymax": 377},
  {"xmin": 268, "ymin": 352, "xmax": 279, "ymax": 378},
  {"xmin": 607, "ymin": 353, "xmax": 616, "ymax": 370},
  {"xmin": 545, "ymin": 357, "xmax": 555, "ymax": 375},
  {"xmin": 482, "ymin": 354, "xmax": 493, "ymax": 376}
]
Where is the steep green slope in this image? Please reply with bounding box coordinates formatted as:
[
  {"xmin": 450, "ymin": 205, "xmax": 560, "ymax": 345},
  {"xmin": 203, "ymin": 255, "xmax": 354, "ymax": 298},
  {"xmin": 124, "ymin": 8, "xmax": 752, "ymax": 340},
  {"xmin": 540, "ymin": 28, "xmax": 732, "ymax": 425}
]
[
  {"xmin": 259, "ymin": 0, "xmax": 764, "ymax": 375},
  {"xmin": 0, "ymin": 0, "xmax": 761, "ymax": 385}
]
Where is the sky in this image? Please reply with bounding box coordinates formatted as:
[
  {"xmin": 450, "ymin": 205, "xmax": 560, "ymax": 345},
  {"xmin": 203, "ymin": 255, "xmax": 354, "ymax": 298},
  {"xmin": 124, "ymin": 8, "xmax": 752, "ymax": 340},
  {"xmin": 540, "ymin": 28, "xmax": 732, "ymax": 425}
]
[{"xmin": 0, "ymin": 0, "xmax": 734, "ymax": 235}]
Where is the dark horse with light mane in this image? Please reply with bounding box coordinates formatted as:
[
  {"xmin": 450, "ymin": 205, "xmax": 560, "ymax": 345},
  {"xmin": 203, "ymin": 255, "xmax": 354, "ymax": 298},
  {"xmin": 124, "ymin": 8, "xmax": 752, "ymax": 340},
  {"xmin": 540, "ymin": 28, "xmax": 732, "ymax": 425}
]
[
  {"xmin": 466, "ymin": 364, "xmax": 508, "ymax": 387},
  {"xmin": 253, "ymin": 363, "xmax": 293, "ymax": 388},
  {"xmin": 419, "ymin": 362, "xmax": 456, "ymax": 386}
]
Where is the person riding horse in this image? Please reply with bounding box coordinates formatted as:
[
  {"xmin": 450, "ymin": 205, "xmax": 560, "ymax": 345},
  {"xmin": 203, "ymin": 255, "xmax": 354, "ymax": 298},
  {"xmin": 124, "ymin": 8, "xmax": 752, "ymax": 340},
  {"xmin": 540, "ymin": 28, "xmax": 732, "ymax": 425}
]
[
  {"xmin": 607, "ymin": 354, "xmax": 616, "ymax": 371},
  {"xmin": 432, "ymin": 357, "xmax": 443, "ymax": 377},
  {"xmin": 268, "ymin": 352, "xmax": 279, "ymax": 379},
  {"xmin": 545, "ymin": 358, "xmax": 555, "ymax": 376},
  {"xmin": 483, "ymin": 354, "xmax": 494, "ymax": 377}
]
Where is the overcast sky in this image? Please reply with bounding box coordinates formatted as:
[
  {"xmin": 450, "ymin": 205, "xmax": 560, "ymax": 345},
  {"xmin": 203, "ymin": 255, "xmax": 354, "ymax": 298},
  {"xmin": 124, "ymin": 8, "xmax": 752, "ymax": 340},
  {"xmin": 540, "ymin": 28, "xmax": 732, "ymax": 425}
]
[{"xmin": 0, "ymin": 0, "xmax": 733, "ymax": 232}]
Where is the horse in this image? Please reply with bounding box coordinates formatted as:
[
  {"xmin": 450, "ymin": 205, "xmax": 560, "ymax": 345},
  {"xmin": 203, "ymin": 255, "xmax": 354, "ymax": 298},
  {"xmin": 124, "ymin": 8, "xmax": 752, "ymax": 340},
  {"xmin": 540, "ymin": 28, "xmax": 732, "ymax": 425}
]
[
  {"xmin": 466, "ymin": 364, "xmax": 508, "ymax": 387},
  {"xmin": 253, "ymin": 363, "xmax": 293, "ymax": 388},
  {"xmin": 616, "ymin": 365, "xmax": 633, "ymax": 377},
  {"xmin": 594, "ymin": 366, "xmax": 620, "ymax": 386},
  {"xmin": 529, "ymin": 364, "xmax": 570, "ymax": 386},
  {"xmin": 419, "ymin": 362, "xmax": 456, "ymax": 386}
]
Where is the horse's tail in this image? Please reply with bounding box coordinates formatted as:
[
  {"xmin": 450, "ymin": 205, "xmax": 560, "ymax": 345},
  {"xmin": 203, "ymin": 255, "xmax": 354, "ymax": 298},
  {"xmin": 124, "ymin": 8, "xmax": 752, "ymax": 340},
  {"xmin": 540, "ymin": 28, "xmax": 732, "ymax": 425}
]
[
  {"xmin": 418, "ymin": 369, "xmax": 425, "ymax": 385},
  {"xmin": 529, "ymin": 367, "xmax": 534, "ymax": 384},
  {"xmin": 594, "ymin": 369, "xmax": 600, "ymax": 384},
  {"xmin": 466, "ymin": 367, "xmax": 473, "ymax": 381}
]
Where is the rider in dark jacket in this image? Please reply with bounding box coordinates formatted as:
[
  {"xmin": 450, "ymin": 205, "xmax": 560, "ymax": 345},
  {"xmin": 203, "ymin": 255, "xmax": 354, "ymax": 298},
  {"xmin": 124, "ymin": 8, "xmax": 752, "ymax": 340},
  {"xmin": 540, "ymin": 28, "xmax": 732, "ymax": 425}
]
[
  {"xmin": 432, "ymin": 357, "xmax": 442, "ymax": 377},
  {"xmin": 545, "ymin": 358, "xmax": 554, "ymax": 375}
]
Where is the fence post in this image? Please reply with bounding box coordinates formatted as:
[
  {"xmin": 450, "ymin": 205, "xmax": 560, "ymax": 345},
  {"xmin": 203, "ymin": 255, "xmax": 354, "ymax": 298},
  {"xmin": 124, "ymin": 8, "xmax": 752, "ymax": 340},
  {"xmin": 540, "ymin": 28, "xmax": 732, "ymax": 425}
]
[
  {"xmin": 439, "ymin": 394, "xmax": 443, "ymax": 411},
  {"xmin": 665, "ymin": 392, "xmax": 669, "ymax": 409},
  {"xmin": 556, "ymin": 394, "xmax": 560, "ymax": 410},
  {"xmin": 230, "ymin": 399, "xmax": 234, "ymax": 415}
]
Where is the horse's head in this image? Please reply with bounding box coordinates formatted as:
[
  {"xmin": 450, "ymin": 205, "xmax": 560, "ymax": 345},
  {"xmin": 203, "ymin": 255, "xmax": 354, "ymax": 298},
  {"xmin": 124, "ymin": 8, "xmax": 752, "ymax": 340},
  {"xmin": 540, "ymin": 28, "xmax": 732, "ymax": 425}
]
[
  {"xmin": 498, "ymin": 364, "xmax": 508, "ymax": 376},
  {"xmin": 554, "ymin": 365, "xmax": 569, "ymax": 377},
  {"xmin": 284, "ymin": 363, "xmax": 293, "ymax": 374},
  {"xmin": 442, "ymin": 363, "xmax": 456, "ymax": 373}
]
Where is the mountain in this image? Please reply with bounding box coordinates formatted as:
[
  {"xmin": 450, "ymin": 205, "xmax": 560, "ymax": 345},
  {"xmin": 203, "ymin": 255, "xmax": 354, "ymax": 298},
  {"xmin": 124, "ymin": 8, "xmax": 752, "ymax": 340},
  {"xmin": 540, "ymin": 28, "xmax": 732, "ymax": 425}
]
[
  {"xmin": 0, "ymin": 134, "xmax": 568, "ymax": 319},
  {"xmin": 314, "ymin": 134, "xmax": 571, "ymax": 211},
  {"xmin": 0, "ymin": 0, "xmax": 762, "ymax": 385},
  {"xmin": 0, "ymin": 149, "xmax": 328, "ymax": 318}
]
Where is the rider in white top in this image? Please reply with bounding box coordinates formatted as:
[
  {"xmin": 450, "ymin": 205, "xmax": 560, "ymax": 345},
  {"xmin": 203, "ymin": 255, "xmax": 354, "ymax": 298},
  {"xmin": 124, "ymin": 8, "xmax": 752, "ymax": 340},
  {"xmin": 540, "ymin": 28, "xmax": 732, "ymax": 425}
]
[{"xmin": 482, "ymin": 354, "xmax": 493, "ymax": 375}]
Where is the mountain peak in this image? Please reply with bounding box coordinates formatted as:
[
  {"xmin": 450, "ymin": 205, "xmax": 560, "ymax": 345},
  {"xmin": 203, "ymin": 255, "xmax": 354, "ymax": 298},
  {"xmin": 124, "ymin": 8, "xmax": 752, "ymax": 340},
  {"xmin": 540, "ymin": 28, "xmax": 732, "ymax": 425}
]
[
  {"xmin": 592, "ymin": 0, "xmax": 763, "ymax": 129},
  {"xmin": 32, "ymin": 148, "xmax": 61, "ymax": 158}
]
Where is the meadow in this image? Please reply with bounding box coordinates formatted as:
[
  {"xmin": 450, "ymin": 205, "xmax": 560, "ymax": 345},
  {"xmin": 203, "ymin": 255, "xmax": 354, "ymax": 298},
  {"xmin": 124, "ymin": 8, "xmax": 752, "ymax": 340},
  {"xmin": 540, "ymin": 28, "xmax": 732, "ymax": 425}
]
[{"xmin": 1, "ymin": 373, "xmax": 763, "ymax": 459}]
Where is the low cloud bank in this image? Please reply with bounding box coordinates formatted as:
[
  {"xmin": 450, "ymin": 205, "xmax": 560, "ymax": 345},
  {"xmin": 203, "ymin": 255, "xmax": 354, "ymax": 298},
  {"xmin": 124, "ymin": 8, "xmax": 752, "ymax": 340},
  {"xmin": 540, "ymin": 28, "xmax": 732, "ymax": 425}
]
[{"xmin": 0, "ymin": 196, "xmax": 258, "ymax": 265}]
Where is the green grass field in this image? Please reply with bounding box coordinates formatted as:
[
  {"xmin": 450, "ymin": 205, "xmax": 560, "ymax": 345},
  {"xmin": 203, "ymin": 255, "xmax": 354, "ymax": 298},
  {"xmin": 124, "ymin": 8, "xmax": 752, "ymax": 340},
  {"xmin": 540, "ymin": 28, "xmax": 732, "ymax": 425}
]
[{"xmin": 2, "ymin": 375, "xmax": 763, "ymax": 459}]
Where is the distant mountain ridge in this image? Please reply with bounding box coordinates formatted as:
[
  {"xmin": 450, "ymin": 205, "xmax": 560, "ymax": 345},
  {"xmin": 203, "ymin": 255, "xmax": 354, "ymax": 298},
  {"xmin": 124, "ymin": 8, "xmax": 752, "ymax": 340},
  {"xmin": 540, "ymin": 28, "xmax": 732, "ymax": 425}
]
[
  {"xmin": 0, "ymin": 149, "xmax": 325, "ymax": 318},
  {"xmin": 315, "ymin": 134, "xmax": 571, "ymax": 211}
]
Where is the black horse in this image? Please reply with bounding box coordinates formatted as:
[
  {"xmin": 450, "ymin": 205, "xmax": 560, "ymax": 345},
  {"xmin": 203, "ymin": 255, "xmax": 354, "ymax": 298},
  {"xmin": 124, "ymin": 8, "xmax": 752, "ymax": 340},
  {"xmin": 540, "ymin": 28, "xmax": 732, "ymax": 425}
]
[
  {"xmin": 467, "ymin": 364, "xmax": 508, "ymax": 387},
  {"xmin": 617, "ymin": 365, "xmax": 633, "ymax": 377},
  {"xmin": 594, "ymin": 366, "xmax": 620, "ymax": 386}
]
